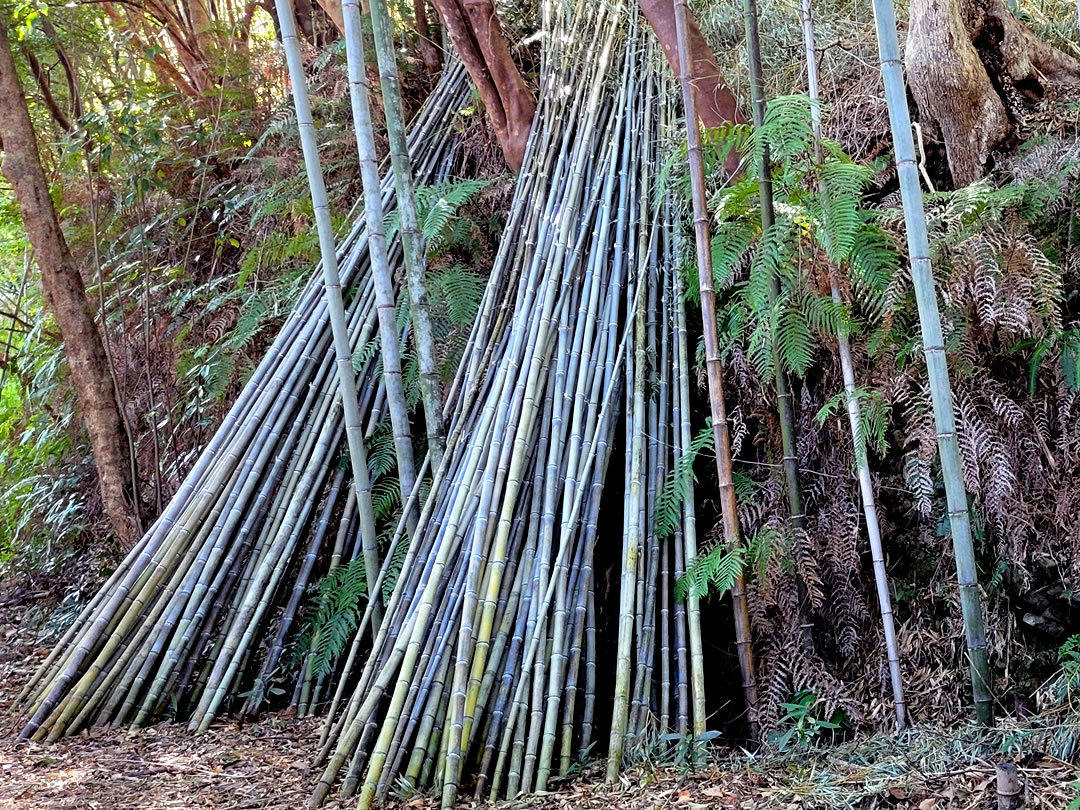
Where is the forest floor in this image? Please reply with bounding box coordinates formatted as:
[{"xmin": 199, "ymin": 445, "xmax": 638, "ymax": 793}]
[{"xmin": 2, "ymin": 581, "xmax": 1080, "ymax": 809}]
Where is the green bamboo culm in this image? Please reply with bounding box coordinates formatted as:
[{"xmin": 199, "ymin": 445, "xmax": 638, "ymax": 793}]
[
  {"xmin": 369, "ymin": 0, "xmax": 447, "ymax": 467},
  {"xmin": 340, "ymin": 0, "xmax": 419, "ymax": 530},
  {"xmin": 869, "ymin": 0, "xmax": 993, "ymax": 725},
  {"xmin": 272, "ymin": 0, "xmax": 383, "ymax": 635},
  {"xmin": 800, "ymin": 0, "xmax": 906, "ymax": 731},
  {"xmin": 742, "ymin": 0, "xmax": 815, "ymax": 653},
  {"xmin": 673, "ymin": 0, "xmax": 759, "ymax": 742}
]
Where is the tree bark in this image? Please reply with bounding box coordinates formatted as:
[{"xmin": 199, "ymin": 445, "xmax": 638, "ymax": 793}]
[
  {"xmin": 429, "ymin": 0, "xmax": 534, "ymax": 170},
  {"xmin": 24, "ymin": 49, "xmax": 73, "ymax": 133},
  {"xmin": 103, "ymin": 3, "xmax": 199, "ymax": 97},
  {"xmin": 639, "ymin": 0, "xmax": 745, "ymax": 176},
  {"xmin": 0, "ymin": 24, "xmax": 139, "ymax": 546},
  {"xmin": 907, "ymin": 0, "xmax": 1080, "ymax": 186},
  {"xmin": 413, "ymin": 0, "xmax": 441, "ymax": 73},
  {"xmin": 311, "ymin": 0, "xmax": 345, "ymax": 37}
]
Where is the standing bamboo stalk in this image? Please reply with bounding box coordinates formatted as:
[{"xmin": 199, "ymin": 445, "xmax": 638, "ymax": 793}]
[
  {"xmin": 869, "ymin": 0, "xmax": 993, "ymax": 725},
  {"xmin": 673, "ymin": 0, "xmax": 759, "ymax": 742},
  {"xmin": 341, "ymin": 0, "xmax": 419, "ymax": 522},
  {"xmin": 742, "ymin": 0, "xmax": 816, "ymax": 653},
  {"xmin": 800, "ymin": 0, "xmax": 906, "ymax": 731},
  {"xmin": 369, "ymin": 0, "xmax": 446, "ymax": 466},
  {"xmin": 273, "ymin": 0, "xmax": 383, "ymax": 624}
]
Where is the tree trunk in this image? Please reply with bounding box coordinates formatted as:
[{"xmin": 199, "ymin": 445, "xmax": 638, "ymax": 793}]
[
  {"xmin": 0, "ymin": 24, "xmax": 139, "ymax": 546},
  {"xmin": 907, "ymin": 0, "xmax": 1080, "ymax": 186},
  {"xmin": 311, "ymin": 0, "xmax": 346, "ymax": 36},
  {"xmin": 428, "ymin": 0, "xmax": 534, "ymax": 170},
  {"xmin": 414, "ymin": 0, "xmax": 441, "ymax": 73},
  {"xmin": 103, "ymin": 4, "xmax": 200, "ymax": 97},
  {"xmin": 639, "ymin": 0, "xmax": 745, "ymax": 176},
  {"xmin": 24, "ymin": 49, "xmax": 73, "ymax": 133}
]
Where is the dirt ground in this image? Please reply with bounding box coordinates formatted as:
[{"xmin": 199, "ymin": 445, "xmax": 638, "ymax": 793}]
[{"xmin": 3, "ymin": 586, "xmax": 1080, "ymax": 810}]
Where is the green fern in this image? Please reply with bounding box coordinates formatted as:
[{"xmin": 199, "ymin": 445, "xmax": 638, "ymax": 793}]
[
  {"xmin": 432, "ymin": 265, "xmax": 484, "ymax": 326},
  {"xmin": 816, "ymin": 385, "xmax": 889, "ymax": 464},
  {"xmin": 708, "ymin": 94, "xmax": 899, "ymax": 383},
  {"xmin": 653, "ymin": 423, "xmax": 713, "ymax": 539},
  {"xmin": 366, "ymin": 421, "xmax": 397, "ymax": 481},
  {"xmin": 385, "ymin": 177, "xmax": 501, "ymax": 256},
  {"xmin": 676, "ymin": 545, "xmax": 746, "ymax": 601},
  {"xmin": 303, "ymin": 557, "xmax": 369, "ymax": 679}
]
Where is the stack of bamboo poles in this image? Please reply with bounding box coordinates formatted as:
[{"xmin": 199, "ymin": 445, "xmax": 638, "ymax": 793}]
[
  {"xmin": 308, "ymin": 5, "xmax": 716, "ymax": 808},
  {"xmin": 16, "ymin": 62, "xmax": 471, "ymax": 742},
  {"xmin": 22, "ymin": 3, "xmax": 753, "ymax": 805}
]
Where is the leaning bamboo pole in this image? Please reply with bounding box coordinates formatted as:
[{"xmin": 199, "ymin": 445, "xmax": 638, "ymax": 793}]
[
  {"xmin": 869, "ymin": 0, "xmax": 993, "ymax": 725},
  {"xmin": 799, "ymin": 0, "xmax": 906, "ymax": 730},
  {"xmin": 272, "ymin": 0, "xmax": 382, "ymax": 644},
  {"xmin": 17, "ymin": 61, "xmax": 472, "ymax": 743},
  {"xmin": 306, "ymin": 4, "xmax": 723, "ymax": 803},
  {"xmin": 673, "ymin": 0, "xmax": 760, "ymax": 743},
  {"xmin": 369, "ymin": 0, "xmax": 447, "ymax": 466},
  {"xmin": 341, "ymin": 0, "xmax": 419, "ymax": 527}
]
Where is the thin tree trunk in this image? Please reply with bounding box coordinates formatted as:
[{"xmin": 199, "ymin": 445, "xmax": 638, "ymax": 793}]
[
  {"xmin": 24, "ymin": 50, "xmax": 72, "ymax": 133},
  {"xmin": 39, "ymin": 15, "xmax": 83, "ymax": 121},
  {"xmin": 103, "ymin": 3, "xmax": 200, "ymax": 97},
  {"xmin": 871, "ymin": 0, "xmax": 994, "ymax": 725},
  {"xmin": 370, "ymin": 0, "xmax": 446, "ymax": 466},
  {"xmin": 413, "ymin": 0, "xmax": 441, "ymax": 73},
  {"xmin": 0, "ymin": 24, "xmax": 138, "ymax": 546},
  {"xmin": 801, "ymin": 0, "xmax": 906, "ymax": 730},
  {"xmin": 673, "ymin": 0, "xmax": 760, "ymax": 743}
]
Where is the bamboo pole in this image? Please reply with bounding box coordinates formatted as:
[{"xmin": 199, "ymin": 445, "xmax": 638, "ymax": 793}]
[
  {"xmin": 341, "ymin": 0, "xmax": 419, "ymax": 526},
  {"xmin": 272, "ymin": 0, "xmax": 382, "ymax": 640},
  {"xmin": 741, "ymin": 0, "xmax": 816, "ymax": 654},
  {"xmin": 869, "ymin": 0, "xmax": 993, "ymax": 725},
  {"xmin": 800, "ymin": 0, "xmax": 906, "ymax": 730},
  {"xmin": 369, "ymin": 0, "xmax": 446, "ymax": 466},
  {"xmin": 673, "ymin": 0, "xmax": 760, "ymax": 742}
]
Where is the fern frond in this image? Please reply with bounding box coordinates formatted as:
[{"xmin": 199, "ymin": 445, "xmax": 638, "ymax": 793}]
[
  {"xmin": 677, "ymin": 545, "xmax": 746, "ymax": 601},
  {"xmin": 654, "ymin": 424, "xmax": 713, "ymax": 539}
]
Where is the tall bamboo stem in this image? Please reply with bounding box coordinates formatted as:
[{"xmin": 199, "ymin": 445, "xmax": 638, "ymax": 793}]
[
  {"xmin": 273, "ymin": 0, "xmax": 383, "ymax": 633},
  {"xmin": 870, "ymin": 0, "xmax": 993, "ymax": 725},
  {"xmin": 800, "ymin": 0, "xmax": 905, "ymax": 730},
  {"xmin": 369, "ymin": 0, "xmax": 446, "ymax": 466},
  {"xmin": 673, "ymin": 0, "xmax": 759, "ymax": 742},
  {"xmin": 742, "ymin": 0, "xmax": 816, "ymax": 653},
  {"xmin": 341, "ymin": 0, "xmax": 419, "ymax": 523}
]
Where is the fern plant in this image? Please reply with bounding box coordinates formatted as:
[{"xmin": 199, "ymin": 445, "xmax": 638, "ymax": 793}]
[
  {"xmin": 703, "ymin": 95, "xmax": 897, "ymax": 380},
  {"xmin": 298, "ymin": 557, "xmax": 369, "ymax": 680},
  {"xmin": 384, "ymin": 177, "xmax": 501, "ymax": 254},
  {"xmin": 676, "ymin": 545, "xmax": 746, "ymax": 602}
]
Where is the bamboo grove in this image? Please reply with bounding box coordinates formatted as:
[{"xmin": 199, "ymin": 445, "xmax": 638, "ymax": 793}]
[{"xmin": 16, "ymin": 0, "xmax": 1033, "ymax": 803}]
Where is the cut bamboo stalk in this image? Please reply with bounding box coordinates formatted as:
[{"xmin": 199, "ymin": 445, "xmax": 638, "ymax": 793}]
[{"xmin": 673, "ymin": 0, "xmax": 760, "ymax": 743}]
